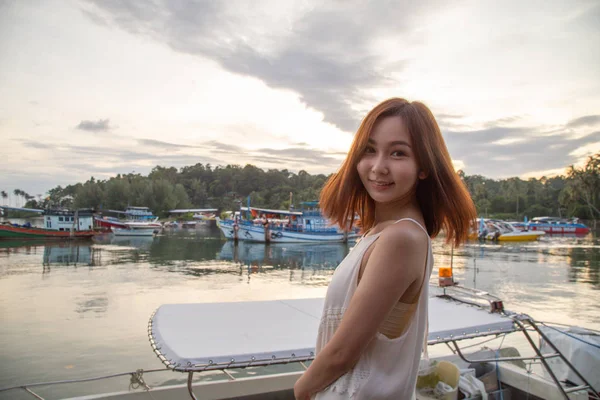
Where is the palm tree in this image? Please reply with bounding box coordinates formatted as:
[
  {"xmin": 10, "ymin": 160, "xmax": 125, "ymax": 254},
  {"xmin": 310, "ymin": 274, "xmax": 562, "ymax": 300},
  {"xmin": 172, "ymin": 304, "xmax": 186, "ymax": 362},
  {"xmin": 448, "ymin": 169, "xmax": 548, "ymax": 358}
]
[
  {"xmin": 1, "ymin": 190, "xmax": 7, "ymax": 205},
  {"xmin": 13, "ymin": 189, "xmax": 21, "ymax": 207}
]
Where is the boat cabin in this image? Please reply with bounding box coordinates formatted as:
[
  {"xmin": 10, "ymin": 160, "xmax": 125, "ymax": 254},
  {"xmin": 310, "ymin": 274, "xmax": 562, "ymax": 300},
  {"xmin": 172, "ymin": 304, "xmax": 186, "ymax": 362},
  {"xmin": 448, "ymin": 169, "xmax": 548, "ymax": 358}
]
[
  {"xmin": 43, "ymin": 210, "xmax": 94, "ymax": 231},
  {"xmin": 298, "ymin": 201, "xmax": 335, "ymax": 232},
  {"xmin": 124, "ymin": 206, "xmax": 156, "ymax": 221}
]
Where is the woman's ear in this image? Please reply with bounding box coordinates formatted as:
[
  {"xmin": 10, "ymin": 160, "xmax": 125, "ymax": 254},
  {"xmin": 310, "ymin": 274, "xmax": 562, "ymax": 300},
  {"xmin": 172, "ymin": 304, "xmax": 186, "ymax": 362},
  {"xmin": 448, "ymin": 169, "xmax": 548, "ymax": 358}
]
[{"xmin": 418, "ymin": 171, "xmax": 427, "ymax": 180}]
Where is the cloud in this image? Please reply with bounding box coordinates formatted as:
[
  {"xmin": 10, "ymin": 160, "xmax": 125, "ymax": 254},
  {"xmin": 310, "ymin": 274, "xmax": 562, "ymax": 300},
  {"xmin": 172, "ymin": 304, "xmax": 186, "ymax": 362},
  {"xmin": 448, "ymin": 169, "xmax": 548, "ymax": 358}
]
[
  {"xmin": 566, "ymin": 115, "xmax": 600, "ymax": 128},
  {"xmin": 16, "ymin": 139, "xmax": 54, "ymax": 149},
  {"xmin": 76, "ymin": 118, "xmax": 112, "ymax": 132},
  {"xmin": 245, "ymin": 146, "xmax": 344, "ymax": 172},
  {"xmin": 436, "ymin": 114, "xmax": 464, "ymax": 120},
  {"xmin": 444, "ymin": 124, "xmax": 600, "ymax": 178},
  {"xmin": 83, "ymin": 0, "xmax": 443, "ymax": 132},
  {"xmin": 484, "ymin": 115, "xmax": 524, "ymax": 128},
  {"xmin": 204, "ymin": 140, "xmax": 244, "ymax": 154},
  {"xmin": 138, "ymin": 138, "xmax": 199, "ymax": 149}
]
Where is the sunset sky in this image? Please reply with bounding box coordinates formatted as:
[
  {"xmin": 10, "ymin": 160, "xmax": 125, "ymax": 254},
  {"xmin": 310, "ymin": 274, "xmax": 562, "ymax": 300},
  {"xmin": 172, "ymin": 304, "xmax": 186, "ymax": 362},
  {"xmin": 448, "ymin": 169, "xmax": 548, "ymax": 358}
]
[{"xmin": 1, "ymin": 0, "xmax": 599, "ymax": 200}]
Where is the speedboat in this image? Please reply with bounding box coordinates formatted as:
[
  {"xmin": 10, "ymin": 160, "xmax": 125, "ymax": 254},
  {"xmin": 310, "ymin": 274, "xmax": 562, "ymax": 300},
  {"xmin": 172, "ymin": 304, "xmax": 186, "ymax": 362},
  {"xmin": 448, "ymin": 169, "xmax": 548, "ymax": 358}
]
[
  {"xmin": 471, "ymin": 218, "xmax": 546, "ymax": 242},
  {"xmin": 526, "ymin": 217, "xmax": 591, "ymax": 235}
]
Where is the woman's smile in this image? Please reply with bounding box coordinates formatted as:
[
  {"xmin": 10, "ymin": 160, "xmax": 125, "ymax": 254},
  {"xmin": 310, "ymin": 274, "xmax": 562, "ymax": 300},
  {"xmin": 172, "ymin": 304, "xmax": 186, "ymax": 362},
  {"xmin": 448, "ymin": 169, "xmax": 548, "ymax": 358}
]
[{"xmin": 369, "ymin": 180, "xmax": 395, "ymax": 190}]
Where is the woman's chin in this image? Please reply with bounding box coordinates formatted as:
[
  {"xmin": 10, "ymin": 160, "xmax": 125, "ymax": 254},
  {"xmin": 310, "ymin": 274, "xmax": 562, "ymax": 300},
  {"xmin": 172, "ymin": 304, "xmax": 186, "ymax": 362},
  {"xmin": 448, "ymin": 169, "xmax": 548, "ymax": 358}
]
[{"xmin": 368, "ymin": 191, "xmax": 397, "ymax": 203}]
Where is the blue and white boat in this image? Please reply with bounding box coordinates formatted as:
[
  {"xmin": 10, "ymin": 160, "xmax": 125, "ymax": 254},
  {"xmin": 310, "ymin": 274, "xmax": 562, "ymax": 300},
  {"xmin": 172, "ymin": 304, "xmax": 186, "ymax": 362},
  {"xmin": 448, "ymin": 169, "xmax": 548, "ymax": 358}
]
[{"xmin": 216, "ymin": 203, "xmax": 359, "ymax": 243}]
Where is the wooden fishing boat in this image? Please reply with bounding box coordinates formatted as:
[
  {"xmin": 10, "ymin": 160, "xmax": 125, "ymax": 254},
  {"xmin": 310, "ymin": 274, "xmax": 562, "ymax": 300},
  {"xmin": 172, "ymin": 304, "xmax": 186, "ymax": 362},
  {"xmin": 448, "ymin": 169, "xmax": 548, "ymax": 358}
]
[
  {"xmin": 217, "ymin": 203, "xmax": 359, "ymax": 243},
  {"xmin": 0, "ymin": 207, "xmax": 96, "ymax": 239},
  {"xmin": 0, "ymin": 223, "xmax": 96, "ymax": 239}
]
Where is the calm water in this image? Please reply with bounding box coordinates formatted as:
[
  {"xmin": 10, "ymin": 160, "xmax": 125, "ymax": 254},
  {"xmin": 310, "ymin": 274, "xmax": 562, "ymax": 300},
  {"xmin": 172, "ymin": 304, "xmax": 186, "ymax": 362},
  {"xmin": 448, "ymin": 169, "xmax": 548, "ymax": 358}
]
[{"xmin": 0, "ymin": 224, "xmax": 599, "ymax": 399}]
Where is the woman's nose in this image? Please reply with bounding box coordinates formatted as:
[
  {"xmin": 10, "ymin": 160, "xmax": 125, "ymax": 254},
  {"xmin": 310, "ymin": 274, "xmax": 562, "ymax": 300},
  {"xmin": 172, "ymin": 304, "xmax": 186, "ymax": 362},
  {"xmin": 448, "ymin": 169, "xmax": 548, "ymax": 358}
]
[{"xmin": 371, "ymin": 155, "xmax": 389, "ymax": 175}]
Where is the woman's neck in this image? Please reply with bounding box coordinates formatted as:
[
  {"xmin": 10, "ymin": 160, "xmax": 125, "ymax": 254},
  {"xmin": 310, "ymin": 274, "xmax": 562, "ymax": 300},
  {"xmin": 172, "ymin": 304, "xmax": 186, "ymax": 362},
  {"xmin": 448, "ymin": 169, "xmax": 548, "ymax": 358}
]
[{"xmin": 373, "ymin": 196, "xmax": 421, "ymax": 225}]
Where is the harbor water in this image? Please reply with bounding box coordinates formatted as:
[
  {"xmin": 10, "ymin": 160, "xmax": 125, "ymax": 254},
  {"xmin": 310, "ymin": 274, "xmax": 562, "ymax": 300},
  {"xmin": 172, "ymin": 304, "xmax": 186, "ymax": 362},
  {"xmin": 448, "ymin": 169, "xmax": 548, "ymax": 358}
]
[{"xmin": 0, "ymin": 224, "xmax": 599, "ymax": 399}]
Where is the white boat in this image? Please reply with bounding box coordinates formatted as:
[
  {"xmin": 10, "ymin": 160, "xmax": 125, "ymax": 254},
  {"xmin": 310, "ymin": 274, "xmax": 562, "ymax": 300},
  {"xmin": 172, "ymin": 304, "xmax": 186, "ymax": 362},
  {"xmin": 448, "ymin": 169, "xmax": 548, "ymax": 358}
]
[
  {"xmin": 471, "ymin": 218, "xmax": 546, "ymax": 242},
  {"xmin": 4, "ymin": 286, "xmax": 598, "ymax": 400},
  {"xmin": 96, "ymin": 207, "xmax": 162, "ymax": 232}
]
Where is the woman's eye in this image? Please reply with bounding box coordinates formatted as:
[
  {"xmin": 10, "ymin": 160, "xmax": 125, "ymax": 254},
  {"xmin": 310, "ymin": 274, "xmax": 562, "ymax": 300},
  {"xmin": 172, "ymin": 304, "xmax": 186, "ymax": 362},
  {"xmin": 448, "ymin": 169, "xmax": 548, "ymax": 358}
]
[
  {"xmin": 391, "ymin": 151, "xmax": 405, "ymax": 157},
  {"xmin": 364, "ymin": 147, "xmax": 375, "ymax": 154}
]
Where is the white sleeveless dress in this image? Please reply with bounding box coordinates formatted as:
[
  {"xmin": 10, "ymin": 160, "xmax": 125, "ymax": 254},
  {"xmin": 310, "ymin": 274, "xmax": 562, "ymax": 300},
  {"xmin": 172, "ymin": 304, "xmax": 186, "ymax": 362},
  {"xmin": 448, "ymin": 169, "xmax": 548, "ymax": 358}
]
[{"xmin": 314, "ymin": 218, "xmax": 433, "ymax": 400}]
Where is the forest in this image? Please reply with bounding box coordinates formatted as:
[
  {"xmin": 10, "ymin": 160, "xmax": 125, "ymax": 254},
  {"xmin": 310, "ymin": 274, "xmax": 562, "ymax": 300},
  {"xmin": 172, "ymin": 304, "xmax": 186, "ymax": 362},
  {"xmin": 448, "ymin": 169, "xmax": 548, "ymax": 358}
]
[{"xmin": 2, "ymin": 153, "xmax": 599, "ymax": 224}]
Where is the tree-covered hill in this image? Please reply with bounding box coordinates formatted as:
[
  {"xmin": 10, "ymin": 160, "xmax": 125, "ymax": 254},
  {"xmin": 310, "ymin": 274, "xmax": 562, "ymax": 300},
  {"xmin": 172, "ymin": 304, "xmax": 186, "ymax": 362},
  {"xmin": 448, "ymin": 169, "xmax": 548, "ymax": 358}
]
[{"xmin": 4, "ymin": 153, "xmax": 599, "ymax": 224}]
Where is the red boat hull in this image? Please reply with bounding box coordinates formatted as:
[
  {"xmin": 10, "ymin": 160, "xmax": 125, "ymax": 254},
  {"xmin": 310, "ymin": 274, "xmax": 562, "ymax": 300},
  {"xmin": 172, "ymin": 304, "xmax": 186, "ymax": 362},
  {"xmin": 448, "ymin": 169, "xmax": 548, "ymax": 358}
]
[
  {"xmin": 528, "ymin": 226, "xmax": 590, "ymax": 234},
  {"xmin": 94, "ymin": 217, "xmax": 128, "ymax": 229},
  {"xmin": 0, "ymin": 224, "xmax": 96, "ymax": 239}
]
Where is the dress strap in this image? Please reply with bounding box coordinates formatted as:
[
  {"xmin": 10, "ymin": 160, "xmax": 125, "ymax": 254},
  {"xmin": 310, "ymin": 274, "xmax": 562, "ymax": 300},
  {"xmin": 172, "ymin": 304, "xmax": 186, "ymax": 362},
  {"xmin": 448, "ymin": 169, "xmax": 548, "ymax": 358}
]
[
  {"xmin": 360, "ymin": 227, "xmax": 373, "ymax": 239},
  {"xmin": 392, "ymin": 218, "xmax": 429, "ymax": 236}
]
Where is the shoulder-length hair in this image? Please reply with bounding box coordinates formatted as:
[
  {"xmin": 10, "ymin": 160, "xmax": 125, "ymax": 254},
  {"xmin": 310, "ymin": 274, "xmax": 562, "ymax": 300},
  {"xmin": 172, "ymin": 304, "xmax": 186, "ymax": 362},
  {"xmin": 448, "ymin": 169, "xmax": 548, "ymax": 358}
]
[{"xmin": 319, "ymin": 98, "xmax": 476, "ymax": 247}]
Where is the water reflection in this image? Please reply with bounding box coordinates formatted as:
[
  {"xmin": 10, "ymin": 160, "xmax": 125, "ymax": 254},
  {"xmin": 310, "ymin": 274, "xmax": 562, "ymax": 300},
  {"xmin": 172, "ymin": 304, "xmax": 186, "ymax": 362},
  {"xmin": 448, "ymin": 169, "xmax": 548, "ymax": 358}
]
[
  {"xmin": 93, "ymin": 233, "xmax": 156, "ymax": 250},
  {"xmin": 566, "ymin": 241, "xmax": 600, "ymax": 287},
  {"xmin": 75, "ymin": 292, "xmax": 109, "ymax": 315},
  {"xmin": 217, "ymin": 240, "xmax": 350, "ymax": 270},
  {"xmin": 0, "ymin": 229, "xmax": 599, "ymax": 398},
  {"xmin": 0, "ymin": 240, "xmax": 101, "ymax": 271}
]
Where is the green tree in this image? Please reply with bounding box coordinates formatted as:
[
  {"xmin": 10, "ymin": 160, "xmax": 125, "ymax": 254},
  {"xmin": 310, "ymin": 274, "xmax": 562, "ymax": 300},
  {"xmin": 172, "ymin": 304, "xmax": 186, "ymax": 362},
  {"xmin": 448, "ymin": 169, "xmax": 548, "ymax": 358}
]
[{"xmin": 561, "ymin": 153, "xmax": 600, "ymax": 224}]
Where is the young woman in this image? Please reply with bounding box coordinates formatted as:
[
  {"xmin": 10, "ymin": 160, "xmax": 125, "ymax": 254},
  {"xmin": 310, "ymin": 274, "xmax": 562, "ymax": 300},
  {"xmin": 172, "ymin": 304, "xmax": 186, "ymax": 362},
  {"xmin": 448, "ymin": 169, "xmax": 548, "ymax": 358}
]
[{"xmin": 293, "ymin": 98, "xmax": 476, "ymax": 400}]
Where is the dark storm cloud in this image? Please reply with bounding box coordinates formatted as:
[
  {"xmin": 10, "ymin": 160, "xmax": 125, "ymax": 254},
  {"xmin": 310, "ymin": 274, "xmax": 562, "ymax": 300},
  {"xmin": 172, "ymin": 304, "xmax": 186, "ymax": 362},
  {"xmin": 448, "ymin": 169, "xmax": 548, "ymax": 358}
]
[
  {"xmin": 83, "ymin": 0, "xmax": 443, "ymax": 132},
  {"xmin": 566, "ymin": 115, "xmax": 600, "ymax": 128},
  {"xmin": 76, "ymin": 118, "xmax": 112, "ymax": 132}
]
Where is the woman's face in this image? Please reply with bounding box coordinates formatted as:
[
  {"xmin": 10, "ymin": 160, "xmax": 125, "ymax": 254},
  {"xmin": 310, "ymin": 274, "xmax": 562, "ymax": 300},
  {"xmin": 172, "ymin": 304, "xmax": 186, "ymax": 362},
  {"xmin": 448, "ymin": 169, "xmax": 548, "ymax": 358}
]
[{"xmin": 356, "ymin": 116, "xmax": 421, "ymax": 204}]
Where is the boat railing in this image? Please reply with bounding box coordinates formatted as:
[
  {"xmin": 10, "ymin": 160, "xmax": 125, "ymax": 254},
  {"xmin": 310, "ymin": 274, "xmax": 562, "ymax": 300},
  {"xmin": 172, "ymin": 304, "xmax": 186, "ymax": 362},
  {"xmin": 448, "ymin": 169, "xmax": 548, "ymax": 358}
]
[
  {"xmin": 300, "ymin": 210, "xmax": 322, "ymax": 217},
  {"xmin": 0, "ymin": 367, "xmax": 170, "ymax": 399},
  {"xmin": 438, "ymin": 286, "xmax": 599, "ymax": 399}
]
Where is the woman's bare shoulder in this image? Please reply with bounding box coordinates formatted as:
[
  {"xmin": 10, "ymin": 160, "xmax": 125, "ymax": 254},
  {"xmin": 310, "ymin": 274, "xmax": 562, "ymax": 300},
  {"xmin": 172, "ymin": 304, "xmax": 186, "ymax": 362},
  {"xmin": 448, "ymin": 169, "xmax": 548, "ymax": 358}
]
[{"xmin": 379, "ymin": 219, "xmax": 428, "ymax": 246}]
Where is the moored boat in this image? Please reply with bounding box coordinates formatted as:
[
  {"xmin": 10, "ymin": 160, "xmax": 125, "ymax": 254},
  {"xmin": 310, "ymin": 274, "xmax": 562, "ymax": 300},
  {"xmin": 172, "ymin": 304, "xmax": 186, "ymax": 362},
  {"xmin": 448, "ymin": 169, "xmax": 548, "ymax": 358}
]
[
  {"xmin": 94, "ymin": 206, "xmax": 162, "ymax": 232},
  {"xmin": 524, "ymin": 217, "xmax": 591, "ymax": 235},
  {"xmin": 0, "ymin": 207, "xmax": 96, "ymax": 240},
  {"xmin": 0, "ymin": 223, "xmax": 96, "ymax": 239},
  {"xmin": 217, "ymin": 202, "xmax": 359, "ymax": 243},
  {"xmin": 470, "ymin": 218, "xmax": 546, "ymax": 242}
]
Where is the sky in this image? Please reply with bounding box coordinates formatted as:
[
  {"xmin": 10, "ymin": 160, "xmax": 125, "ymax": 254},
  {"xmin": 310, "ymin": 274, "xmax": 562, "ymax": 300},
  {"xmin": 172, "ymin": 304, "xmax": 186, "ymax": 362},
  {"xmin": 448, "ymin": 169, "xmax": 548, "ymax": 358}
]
[{"xmin": 0, "ymin": 0, "xmax": 599, "ymax": 201}]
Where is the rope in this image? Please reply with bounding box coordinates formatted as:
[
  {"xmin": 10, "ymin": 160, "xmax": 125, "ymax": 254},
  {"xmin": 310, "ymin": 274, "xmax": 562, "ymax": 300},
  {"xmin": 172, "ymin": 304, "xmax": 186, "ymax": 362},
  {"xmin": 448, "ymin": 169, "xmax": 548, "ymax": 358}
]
[
  {"xmin": 540, "ymin": 323, "xmax": 600, "ymax": 350},
  {"xmin": 0, "ymin": 367, "xmax": 168, "ymax": 393},
  {"xmin": 129, "ymin": 369, "xmax": 151, "ymax": 391}
]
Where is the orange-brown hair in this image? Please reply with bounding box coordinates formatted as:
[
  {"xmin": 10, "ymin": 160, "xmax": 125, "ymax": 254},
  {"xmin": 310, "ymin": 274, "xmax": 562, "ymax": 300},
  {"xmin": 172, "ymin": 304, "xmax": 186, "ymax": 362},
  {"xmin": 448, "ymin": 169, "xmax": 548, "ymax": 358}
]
[{"xmin": 319, "ymin": 98, "xmax": 476, "ymax": 247}]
